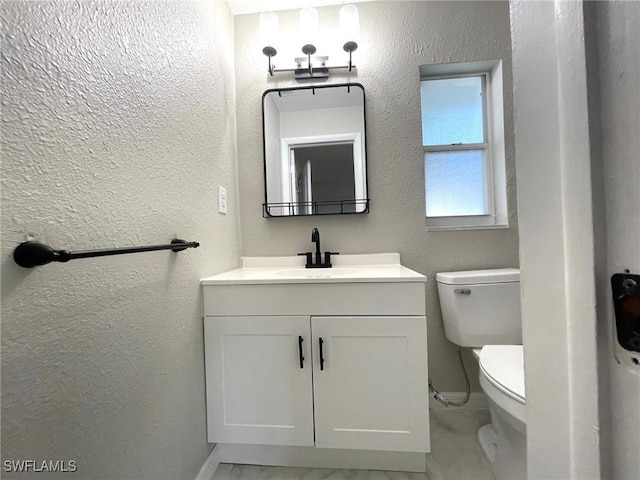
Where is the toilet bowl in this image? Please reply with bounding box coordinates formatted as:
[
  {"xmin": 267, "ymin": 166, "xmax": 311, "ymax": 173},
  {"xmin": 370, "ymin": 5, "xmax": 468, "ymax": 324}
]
[
  {"xmin": 479, "ymin": 345, "xmax": 526, "ymax": 428},
  {"xmin": 478, "ymin": 345, "xmax": 526, "ymax": 480}
]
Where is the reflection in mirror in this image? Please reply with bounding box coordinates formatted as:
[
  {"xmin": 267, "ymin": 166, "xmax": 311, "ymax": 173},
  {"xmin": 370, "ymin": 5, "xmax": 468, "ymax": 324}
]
[{"xmin": 262, "ymin": 83, "xmax": 368, "ymax": 217}]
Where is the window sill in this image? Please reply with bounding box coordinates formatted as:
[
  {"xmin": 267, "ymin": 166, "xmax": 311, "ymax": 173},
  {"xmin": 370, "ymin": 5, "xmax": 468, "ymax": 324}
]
[{"xmin": 425, "ymin": 223, "xmax": 510, "ymax": 232}]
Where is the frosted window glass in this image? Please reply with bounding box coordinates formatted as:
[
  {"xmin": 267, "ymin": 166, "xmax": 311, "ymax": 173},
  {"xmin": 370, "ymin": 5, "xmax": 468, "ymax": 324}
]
[
  {"xmin": 425, "ymin": 150, "xmax": 487, "ymax": 216},
  {"xmin": 421, "ymin": 77, "xmax": 484, "ymax": 146}
]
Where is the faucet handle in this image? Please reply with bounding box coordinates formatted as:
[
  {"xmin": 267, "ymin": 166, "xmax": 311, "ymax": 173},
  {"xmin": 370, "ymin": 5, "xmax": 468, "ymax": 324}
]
[
  {"xmin": 298, "ymin": 252, "xmax": 313, "ymax": 267},
  {"xmin": 324, "ymin": 251, "xmax": 340, "ymax": 266}
]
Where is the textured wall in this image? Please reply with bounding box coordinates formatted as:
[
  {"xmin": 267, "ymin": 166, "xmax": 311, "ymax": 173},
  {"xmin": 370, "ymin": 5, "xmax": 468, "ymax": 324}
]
[
  {"xmin": 1, "ymin": 1, "xmax": 240, "ymax": 479},
  {"xmin": 234, "ymin": 1, "xmax": 519, "ymax": 391}
]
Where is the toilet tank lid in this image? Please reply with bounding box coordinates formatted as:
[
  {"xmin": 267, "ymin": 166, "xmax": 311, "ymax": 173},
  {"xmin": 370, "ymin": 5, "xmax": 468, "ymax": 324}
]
[{"xmin": 436, "ymin": 268, "xmax": 520, "ymax": 285}]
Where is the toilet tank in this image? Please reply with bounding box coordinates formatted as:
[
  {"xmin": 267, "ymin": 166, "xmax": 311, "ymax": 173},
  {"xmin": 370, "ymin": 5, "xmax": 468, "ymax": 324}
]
[{"xmin": 436, "ymin": 268, "xmax": 522, "ymax": 347}]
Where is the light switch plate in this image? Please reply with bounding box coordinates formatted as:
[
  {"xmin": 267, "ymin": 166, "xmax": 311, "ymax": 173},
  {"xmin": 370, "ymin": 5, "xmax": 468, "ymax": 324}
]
[{"xmin": 218, "ymin": 186, "xmax": 227, "ymax": 214}]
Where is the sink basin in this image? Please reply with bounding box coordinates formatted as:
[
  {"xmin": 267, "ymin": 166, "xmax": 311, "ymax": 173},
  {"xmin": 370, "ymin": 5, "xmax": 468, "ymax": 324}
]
[{"xmin": 274, "ymin": 268, "xmax": 357, "ymax": 278}]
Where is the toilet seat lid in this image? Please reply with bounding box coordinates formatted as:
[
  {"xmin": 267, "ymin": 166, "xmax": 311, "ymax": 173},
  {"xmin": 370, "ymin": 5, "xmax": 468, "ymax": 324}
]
[{"xmin": 479, "ymin": 345, "xmax": 525, "ymax": 402}]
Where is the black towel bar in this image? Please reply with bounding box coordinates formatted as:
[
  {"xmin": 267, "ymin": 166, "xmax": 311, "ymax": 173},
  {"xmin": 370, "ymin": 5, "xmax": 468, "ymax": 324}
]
[{"xmin": 13, "ymin": 238, "xmax": 199, "ymax": 268}]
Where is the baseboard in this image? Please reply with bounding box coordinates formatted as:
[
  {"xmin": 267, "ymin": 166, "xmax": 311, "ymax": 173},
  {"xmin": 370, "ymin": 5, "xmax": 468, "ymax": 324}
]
[
  {"xmin": 195, "ymin": 445, "xmax": 221, "ymax": 480},
  {"xmin": 429, "ymin": 391, "xmax": 488, "ymax": 410}
]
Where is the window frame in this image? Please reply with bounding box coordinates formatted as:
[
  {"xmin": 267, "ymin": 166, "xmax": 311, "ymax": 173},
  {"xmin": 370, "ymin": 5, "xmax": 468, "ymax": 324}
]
[{"xmin": 420, "ymin": 61, "xmax": 508, "ymax": 231}]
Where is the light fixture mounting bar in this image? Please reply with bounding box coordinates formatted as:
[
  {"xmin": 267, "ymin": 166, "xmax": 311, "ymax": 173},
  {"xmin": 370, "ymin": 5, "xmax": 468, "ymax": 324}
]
[
  {"xmin": 296, "ymin": 55, "xmax": 327, "ymax": 79},
  {"xmin": 266, "ymin": 56, "xmax": 356, "ymax": 80}
]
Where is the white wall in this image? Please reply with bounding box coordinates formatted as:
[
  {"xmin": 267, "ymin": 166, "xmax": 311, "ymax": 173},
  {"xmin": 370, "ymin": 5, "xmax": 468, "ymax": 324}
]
[
  {"xmin": 235, "ymin": 0, "xmax": 519, "ymax": 392},
  {"xmin": 510, "ymin": 0, "xmax": 639, "ymax": 478},
  {"xmin": 0, "ymin": 1, "xmax": 241, "ymax": 479},
  {"xmin": 595, "ymin": 1, "xmax": 640, "ymax": 478},
  {"xmin": 264, "ymin": 94, "xmax": 282, "ymax": 206},
  {"xmin": 280, "ymin": 106, "xmax": 363, "ymax": 139}
]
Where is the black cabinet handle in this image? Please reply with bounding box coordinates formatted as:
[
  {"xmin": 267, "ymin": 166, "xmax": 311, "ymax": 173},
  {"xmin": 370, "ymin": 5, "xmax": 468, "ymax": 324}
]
[
  {"xmin": 298, "ymin": 336, "xmax": 305, "ymax": 369},
  {"xmin": 319, "ymin": 337, "xmax": 325, "ymax": 371}
]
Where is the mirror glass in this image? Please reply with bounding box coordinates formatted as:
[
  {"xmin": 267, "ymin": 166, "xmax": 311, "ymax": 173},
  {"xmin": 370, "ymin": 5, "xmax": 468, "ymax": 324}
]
[{"xmin": 262, "ymin": 83, "xmax": 368, "ymax": 217}]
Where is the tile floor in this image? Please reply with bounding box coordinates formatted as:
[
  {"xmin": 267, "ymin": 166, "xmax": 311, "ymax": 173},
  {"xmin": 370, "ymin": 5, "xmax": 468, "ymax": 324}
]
[{"xmin": 211, "ymin": 408, "xmax": 495, "ymax": 480}]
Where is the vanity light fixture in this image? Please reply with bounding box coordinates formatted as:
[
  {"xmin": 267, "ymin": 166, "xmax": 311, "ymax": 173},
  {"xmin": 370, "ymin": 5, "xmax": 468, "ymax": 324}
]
[
  {"xmin": 339, "ymin": 4, "xmax": 360, "ymax": 68},
  {"xmin": 260, "ymin": 11, "xmax": 279, "ymax": 75},
  {"xmin": 260, "ymin": 4, "xmax": 360, "ymax": 80}
]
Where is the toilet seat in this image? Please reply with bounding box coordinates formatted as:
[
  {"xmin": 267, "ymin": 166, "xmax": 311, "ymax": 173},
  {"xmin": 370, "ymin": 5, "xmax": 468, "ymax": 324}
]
[
  {"xmin": 479, "ymin": 345, "xmax": 526, "ymax": 425},
  {"xmin": 480, "ymin": 345, "xmax": 525, "ymax": 401}
]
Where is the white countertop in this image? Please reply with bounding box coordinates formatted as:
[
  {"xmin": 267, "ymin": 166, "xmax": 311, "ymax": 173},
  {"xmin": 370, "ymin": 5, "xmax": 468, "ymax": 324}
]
[{"xmin": 201, "ymin": 253, "xmax": 426, "ymax": 285}]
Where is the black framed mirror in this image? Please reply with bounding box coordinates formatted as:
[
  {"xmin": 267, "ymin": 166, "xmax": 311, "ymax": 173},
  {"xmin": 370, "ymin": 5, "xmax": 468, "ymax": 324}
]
[{"xmin": 262, "ymin": 83, "xmax": 369, "ymax": 217}]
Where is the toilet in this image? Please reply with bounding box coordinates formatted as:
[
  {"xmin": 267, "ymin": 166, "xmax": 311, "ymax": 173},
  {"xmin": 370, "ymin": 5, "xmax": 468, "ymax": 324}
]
[{"xmin": 436, "ymin": 268, "xmax": 526, "ymax": 480}]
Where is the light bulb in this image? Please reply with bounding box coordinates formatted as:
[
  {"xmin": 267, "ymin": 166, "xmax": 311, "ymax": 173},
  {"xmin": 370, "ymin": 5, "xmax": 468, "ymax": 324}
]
[
  {"xmin": 260, "ymin": 11, "xmax": 279, "ymax": 56},
  {"xmin": 299, "ymin": 6, "xmax": 319, "ymax": 55},
  {"xmin": 339, "ymin": 4, "xmax": 360, "ymax": 52}
]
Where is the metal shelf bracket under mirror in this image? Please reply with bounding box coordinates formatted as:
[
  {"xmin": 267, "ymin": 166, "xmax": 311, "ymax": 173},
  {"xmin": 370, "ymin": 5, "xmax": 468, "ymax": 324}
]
[{"xmin": 262, "ymin": 83, "xmax": 369, "ymax": 217}]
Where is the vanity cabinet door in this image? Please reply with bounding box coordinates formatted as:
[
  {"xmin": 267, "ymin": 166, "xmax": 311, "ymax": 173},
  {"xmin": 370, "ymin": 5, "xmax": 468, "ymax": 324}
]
[
  {"xmin": 311, "ymin": 316, "xmax": 430, "ymax": 453},
  {"xmin": 204, "ymin": 316, "xmax": 314, "ymax": 447}
]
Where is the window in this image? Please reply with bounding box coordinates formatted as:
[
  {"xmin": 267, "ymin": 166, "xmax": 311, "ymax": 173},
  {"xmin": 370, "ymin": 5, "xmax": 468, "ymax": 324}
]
[{"xmin": 420, "ymin": 60, "xmax": 508, "ymax": 230}]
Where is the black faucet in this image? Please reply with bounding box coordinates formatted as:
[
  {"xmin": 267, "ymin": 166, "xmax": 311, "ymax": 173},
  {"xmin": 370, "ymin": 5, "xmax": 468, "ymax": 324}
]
[
  {"xmin": 311, "ymin": 228, "xmax": 321, "ymax": 266},
  {"xmin": 298, "ymin": 228, "xmax": 339, "ymax": 268}
]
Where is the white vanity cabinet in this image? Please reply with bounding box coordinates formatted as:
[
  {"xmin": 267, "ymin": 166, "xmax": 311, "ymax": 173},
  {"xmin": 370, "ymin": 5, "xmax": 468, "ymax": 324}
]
[
  {"xmin": 204, "ymin": 315, "xmax": 428, "ymax": 452},
  {"xmin": 311, "ymin": 315, "xmax": 428, "ymax": 452},
  {"xmin": 204, "ymin": 316, "xmax": 314, "ymax": 447},
  {"xmin": 202, "ymin": 254, "xmax": 430, "ymax": 471}
]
